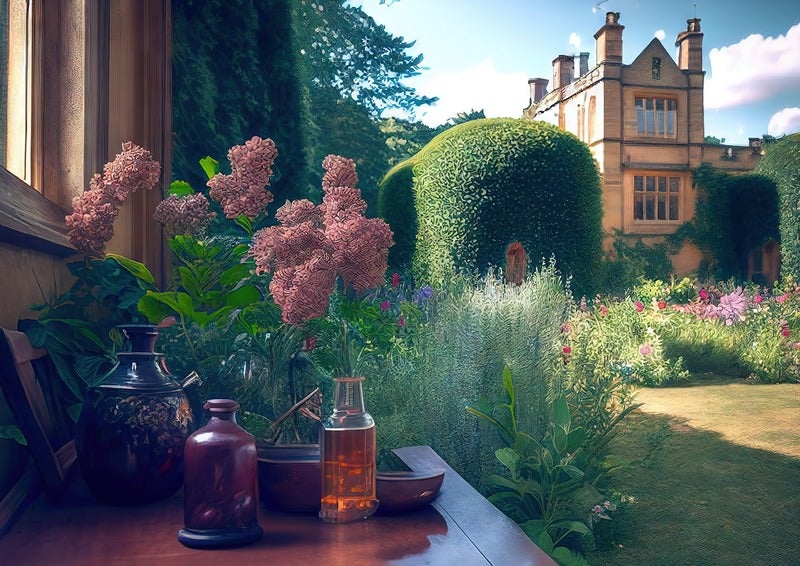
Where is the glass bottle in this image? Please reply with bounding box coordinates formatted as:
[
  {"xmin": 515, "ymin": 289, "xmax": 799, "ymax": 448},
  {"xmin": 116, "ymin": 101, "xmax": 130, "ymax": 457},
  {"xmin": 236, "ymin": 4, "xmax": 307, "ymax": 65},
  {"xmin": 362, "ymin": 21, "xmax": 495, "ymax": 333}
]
[
  {"xmin": 178, "ymin": 399, "xmax": 262, "ymax": 548},
  {"xmin": 319, "ymin": 376, "xmax": 379, "ymax": 523}
]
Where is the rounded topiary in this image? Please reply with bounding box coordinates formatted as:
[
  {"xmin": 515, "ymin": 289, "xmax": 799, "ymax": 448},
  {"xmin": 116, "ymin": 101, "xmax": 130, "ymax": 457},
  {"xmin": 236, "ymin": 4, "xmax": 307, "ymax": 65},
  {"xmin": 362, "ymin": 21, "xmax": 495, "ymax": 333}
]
[
  {"xmin": 382, "ymin": 118, "xmax": 603, "ymax": 296},
  {"xmin": 756, "ymin": 133, "xmax": 800, "ymax": 281}
]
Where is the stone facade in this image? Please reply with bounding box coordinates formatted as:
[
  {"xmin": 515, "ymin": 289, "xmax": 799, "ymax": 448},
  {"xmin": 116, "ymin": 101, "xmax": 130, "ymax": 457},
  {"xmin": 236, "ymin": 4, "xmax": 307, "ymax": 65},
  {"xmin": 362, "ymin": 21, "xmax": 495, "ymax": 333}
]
[{"xmin": 523, "ymin": 12, "xmax": 764, "ymax": 277}]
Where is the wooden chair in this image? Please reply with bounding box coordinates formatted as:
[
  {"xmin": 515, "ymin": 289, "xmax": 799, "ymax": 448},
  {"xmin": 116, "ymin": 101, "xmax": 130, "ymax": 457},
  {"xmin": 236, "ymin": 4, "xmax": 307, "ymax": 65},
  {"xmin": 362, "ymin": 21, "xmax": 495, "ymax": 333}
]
[{"xmin": 0, "ymin": 328, "xmax": 77, "ymax": 535}]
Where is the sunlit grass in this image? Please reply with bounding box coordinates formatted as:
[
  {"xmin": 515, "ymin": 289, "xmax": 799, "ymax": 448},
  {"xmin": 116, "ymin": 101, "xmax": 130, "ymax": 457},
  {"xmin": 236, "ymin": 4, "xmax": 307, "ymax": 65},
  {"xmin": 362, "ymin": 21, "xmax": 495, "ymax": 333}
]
[{"xmin": 587, "ymin": 376, "xmax": 800, "ymax": 565}]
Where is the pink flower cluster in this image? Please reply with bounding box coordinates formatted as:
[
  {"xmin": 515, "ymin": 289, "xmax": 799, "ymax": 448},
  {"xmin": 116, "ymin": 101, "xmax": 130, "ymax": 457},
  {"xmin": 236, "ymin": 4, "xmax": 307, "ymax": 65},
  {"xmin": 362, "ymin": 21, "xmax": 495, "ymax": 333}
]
[
  {"xmin": 250, "ymin": 155, "xmax": 393, "ymax": 325},
  {"xmin": 66, "ymin": 142, "xmax": 161, "ymax": 256},
  {"xmin": 207, "ymin": 136, "xmax": 278, "ymax": 219},
  {"xmin": 153, "ymin": 193, "xmax": 216, "ymax": 237}
]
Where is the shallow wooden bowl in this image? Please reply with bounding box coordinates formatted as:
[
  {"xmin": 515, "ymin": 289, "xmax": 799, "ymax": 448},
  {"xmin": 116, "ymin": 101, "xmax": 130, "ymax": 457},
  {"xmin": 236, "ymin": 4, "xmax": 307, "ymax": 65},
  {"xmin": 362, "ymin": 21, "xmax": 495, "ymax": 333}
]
[
  {"xmin": 257, "ymin": 443, "xmax": 321, "ymax": 513},
  {"xmin": 376, "ymin": 469, "xmax": 445, "ymax": 514}
]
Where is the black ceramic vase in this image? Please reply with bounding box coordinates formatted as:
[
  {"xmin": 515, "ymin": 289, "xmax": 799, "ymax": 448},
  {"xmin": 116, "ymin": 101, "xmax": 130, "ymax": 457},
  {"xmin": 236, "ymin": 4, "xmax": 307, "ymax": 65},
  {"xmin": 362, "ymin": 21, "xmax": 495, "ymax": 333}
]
[{"xmin": 76, "ymin": 324, "xmax": 196, "ymax": 505}]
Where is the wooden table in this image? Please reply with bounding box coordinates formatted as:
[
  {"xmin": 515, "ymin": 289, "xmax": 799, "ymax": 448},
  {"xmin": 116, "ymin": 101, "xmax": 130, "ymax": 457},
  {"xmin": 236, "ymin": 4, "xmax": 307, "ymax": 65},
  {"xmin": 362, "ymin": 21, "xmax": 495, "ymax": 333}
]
[{"xmin": 0, "ymin": 446, "xmax": 554, "ymax": 565}]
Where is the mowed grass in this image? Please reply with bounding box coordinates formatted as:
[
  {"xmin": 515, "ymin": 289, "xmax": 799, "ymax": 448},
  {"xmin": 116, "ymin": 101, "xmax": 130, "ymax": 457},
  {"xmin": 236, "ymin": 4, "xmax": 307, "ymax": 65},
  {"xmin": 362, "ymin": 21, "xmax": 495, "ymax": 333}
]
[{"xmin": 587, "ymin": 377, "xmax": 800, "ymax": 566}]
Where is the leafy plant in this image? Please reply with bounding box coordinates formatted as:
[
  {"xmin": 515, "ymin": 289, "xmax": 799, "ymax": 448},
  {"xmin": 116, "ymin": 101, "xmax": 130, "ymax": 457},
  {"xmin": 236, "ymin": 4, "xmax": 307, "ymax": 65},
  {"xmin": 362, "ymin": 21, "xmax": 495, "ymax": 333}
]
[{"xmin": 467, "ymin": 366, "xmax": 593, "ymax": 565}]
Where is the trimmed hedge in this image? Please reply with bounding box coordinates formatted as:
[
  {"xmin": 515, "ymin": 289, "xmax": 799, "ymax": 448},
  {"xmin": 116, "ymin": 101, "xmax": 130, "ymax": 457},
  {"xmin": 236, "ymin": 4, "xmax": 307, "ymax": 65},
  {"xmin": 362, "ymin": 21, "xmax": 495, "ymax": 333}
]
[{"xmin": 381, "ymin": 118, "xmax": 603, "ymax": 297}]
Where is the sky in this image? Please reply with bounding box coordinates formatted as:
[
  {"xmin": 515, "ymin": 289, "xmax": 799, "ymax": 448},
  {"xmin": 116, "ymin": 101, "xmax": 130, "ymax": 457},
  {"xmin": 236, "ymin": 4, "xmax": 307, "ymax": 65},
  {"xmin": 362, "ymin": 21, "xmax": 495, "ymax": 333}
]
[{"xmin": 350, "ymin": 0, "xmax": 800, "ymax": 145}]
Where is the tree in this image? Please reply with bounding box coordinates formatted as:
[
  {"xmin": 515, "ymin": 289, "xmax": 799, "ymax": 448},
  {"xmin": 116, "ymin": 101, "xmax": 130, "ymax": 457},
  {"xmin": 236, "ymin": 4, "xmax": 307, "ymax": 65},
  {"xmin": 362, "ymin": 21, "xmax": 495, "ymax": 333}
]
[{"xmin": 294, "ymin": 0, "xmax": 437, "ymax": 118}]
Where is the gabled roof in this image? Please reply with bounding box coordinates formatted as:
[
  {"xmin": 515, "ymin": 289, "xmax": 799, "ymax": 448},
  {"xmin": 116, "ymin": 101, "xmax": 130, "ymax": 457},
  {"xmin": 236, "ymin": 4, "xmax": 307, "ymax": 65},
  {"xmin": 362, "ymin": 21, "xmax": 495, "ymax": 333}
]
[{"xmin": 626, "ymin": 38, "xmax": 687, "ymax": 83}]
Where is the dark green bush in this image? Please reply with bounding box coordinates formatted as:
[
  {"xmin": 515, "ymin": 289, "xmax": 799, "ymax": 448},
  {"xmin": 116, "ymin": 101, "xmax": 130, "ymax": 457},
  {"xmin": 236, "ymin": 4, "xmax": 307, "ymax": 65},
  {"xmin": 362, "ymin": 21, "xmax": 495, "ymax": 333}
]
[
  {"xmin": 756, "ymin": 133, "xmax": 800, "ymax": 281},
  {"xmin": 378, "ymin": 160, "xmax": 417, "ymax": 269},
  {"xmin": 382, "ymin": 118, "xmax": 603, "ymax": 297}
]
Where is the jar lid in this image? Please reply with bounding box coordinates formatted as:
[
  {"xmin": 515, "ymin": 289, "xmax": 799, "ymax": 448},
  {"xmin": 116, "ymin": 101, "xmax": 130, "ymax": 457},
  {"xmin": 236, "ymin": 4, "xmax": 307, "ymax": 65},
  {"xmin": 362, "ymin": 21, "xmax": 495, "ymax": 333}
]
[{"xmin": 203, "ymin": 399, "xmax": 240, "ymax": 412}]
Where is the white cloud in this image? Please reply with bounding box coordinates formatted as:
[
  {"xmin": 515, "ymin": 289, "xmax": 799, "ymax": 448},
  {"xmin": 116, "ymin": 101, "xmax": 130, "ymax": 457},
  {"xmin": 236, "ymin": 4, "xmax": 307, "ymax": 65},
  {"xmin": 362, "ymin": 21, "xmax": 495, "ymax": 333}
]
[
  {"xmin": 654, "ymin": 29, "xmax": 666, "ymax": 41},
  {"xmin": 768, "ymin": 107, "xmax": 800, "ymax": 136},
  {"xmin": 569, "ymin": 32, "xmax": 582, "ymax": 51},
  {"xmin": 409, "ymin": 60, "xmax": 530, "ymax": 127},
  {"xmin": 705, "ymin": 23, "xmax": 800, "ymax": 110}
]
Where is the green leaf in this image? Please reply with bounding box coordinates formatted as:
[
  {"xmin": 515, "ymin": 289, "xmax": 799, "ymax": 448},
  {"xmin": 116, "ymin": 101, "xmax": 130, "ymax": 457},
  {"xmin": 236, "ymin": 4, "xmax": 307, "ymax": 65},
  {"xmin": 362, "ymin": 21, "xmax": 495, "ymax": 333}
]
[
  {"xmin": 224, "ymin": 285, "xmax": 261, "ymax": 308},
  {"xmin": 552, "ymin": 396, "xmax": 571, "ymax": 428},
  {"xmin": 495, "ymin": 447, "xmax": 520, "ymax": 474},
  {"xmin": 168, "ymin": 180, "xmax": 195, "ymax": 197},
  {"xmin": 199, "ymin": 156, "xmax": 219, "ymax": 180},
  {"xmin": 220, "ymin": 263, "xmax": 254, "ymax": 286},
  {"xmin": 0, "ymin": 425, "xmax": 27, "ymax": 445},
  {"xmin": 106, "ymin": 254, "xmax": 156, "ymax": 287},
  {"xmin": 551, "ymin": 546, "xmax": 590, "ymax": 566},
  {"xmin": 137, "ymin": 293, "xmax": 178, "ymax": 324}
]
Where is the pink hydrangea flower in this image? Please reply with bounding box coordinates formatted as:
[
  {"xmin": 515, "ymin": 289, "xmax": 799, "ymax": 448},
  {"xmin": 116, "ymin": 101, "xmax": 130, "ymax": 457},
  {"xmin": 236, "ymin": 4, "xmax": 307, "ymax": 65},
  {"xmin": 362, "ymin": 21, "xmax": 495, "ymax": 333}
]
[
  {"xmin": 153, "ymin": 193, "xmax": 216, "ymax": 237},
  {"xmin": 208, "ymin": 136, "xmax": 278, "ymax": 219}
]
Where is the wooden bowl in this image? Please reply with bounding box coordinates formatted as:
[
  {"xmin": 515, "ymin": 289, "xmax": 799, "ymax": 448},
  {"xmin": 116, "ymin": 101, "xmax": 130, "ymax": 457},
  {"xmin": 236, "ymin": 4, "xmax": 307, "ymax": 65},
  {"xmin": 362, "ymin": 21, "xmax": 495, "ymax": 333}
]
[
  {"xmin": 376, "ymin": 469, "xmax": 445, "ymax": 514},
  {"xmin": 257, "ymin": 443, "xmax": 321, "ymax": 513}
]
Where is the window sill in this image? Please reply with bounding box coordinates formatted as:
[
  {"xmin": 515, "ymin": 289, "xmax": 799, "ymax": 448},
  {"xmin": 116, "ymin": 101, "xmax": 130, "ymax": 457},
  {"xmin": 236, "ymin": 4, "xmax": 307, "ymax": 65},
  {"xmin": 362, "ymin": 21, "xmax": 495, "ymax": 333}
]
[{"xmin": 0, "ymin": 167, "xmax": 75, "ymax": 257}]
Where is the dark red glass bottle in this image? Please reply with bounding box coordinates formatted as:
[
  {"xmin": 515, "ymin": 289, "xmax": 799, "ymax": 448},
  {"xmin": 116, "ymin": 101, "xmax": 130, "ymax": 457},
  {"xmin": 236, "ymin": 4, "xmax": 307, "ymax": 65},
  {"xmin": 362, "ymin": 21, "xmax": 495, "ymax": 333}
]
[{"xmin": 178, "ymin": 399, "xmax": 262, "ymax": 548}]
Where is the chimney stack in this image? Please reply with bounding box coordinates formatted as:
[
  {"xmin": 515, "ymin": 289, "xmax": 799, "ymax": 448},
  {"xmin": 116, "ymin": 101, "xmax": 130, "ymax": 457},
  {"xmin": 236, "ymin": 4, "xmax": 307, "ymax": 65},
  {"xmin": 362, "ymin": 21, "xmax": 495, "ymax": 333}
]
[
  {"xmin": 528, "ymin": 77, "xmax": 549, "ymax": 103},
  {"xmin": 675, "ymin": 18, "xmax": 703, "ymax": 71},
  {"xmin": 579, "ymin": 52, "xmax": 590, "ymax": 76},
  {"xmin": 594, "ymin": 12, "xmax": 624, "ymax": 64},
  {"xmin": 553, "ymin": 55, "xmax": 575, "ymax": 89}
]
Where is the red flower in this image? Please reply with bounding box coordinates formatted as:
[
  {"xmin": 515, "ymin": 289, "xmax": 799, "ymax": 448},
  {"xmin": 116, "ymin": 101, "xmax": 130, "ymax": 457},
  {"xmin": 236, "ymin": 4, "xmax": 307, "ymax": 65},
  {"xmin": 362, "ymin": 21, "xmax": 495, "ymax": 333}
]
[
  {"xmin": 657, "ymin": 300, "xmax": 667, "ymax": 310},
  {"xmin": 562, "ymin": 345, "xmax": 572, "ymax": 354},
  {"xmin": 699, "ymin": 288, "xmax": 709, "ymax": 301},
  {"xmin": 755, "ymin": 295, "xmax": 763, "ymax": 304},
  {"xmin": 392, "ymin": 272, "xmax": 400, "ymax": 289},
  {"xmin": 781, "ymin": 326, "xmax": 791, "ymax": 337},
  {"xmin": 634, "ymin": 301, "xmax": 644, "ymax": 312},
  {"xmin": 380, "ymin": 300, "xmax": 391, "ymax": 312}
]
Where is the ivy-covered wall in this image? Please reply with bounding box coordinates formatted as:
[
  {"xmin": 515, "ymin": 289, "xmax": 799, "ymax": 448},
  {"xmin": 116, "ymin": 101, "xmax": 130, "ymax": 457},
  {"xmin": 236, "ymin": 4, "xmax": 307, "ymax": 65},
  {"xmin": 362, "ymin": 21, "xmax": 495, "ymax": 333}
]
[
  {"xmin": 757, "ymin": 134, "xmax": 800, "ymax": 281},
  {"xmin": 382, "ymin": 118, "xmax": 603, "ymax": 297},
  {"xmin": 676, "ymin": 164, "xmax": 779, "ymax": 281},
  {"xmin": 171, "ymin": 0, "xmax": 313, "ymax": 202}
]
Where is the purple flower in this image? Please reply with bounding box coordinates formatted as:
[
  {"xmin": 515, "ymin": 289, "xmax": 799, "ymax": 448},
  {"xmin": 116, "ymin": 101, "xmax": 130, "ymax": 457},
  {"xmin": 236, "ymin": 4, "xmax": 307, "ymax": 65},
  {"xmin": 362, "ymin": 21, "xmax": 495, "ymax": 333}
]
[
  {"xmin": 414, "ymin": 285, "xmax": 434, "ymax": 304},
  {"xmin": 380, "ymin": 300, "xmax": 391, "ymax": 312}
]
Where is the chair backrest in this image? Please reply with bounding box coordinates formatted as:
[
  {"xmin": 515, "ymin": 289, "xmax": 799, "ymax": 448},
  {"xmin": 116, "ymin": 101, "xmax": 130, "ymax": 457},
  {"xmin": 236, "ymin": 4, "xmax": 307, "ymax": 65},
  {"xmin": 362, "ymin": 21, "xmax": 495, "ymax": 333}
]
[{"xmin": 0, "ymin": 328, "xmax": 76, "ymax": 495}]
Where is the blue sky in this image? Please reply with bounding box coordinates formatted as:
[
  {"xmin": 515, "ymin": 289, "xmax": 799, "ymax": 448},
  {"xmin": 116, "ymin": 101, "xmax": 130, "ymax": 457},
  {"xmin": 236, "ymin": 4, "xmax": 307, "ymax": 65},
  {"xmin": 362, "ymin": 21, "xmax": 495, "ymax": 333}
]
[{"xmin": 350, "ymin": 0, "xmax": 800, "ymax": 145}]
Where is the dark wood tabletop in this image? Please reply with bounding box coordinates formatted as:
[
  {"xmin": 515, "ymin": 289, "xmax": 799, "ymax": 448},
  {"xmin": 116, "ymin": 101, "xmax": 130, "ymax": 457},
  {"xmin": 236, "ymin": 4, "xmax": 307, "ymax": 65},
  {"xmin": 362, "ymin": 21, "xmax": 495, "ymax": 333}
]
[{"xmin": 0, "ymin": 445, "xmax": 554, "ymax": 565}]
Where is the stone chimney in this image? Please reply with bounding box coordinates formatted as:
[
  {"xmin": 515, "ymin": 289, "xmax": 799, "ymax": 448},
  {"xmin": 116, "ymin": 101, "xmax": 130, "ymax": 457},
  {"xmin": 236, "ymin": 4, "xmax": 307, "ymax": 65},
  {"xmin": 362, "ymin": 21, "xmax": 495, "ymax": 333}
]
[
  {"xmin": 578, "ymin": 52, "xmax": 590, "ymax": 76},
  {"xmin": 675, "ymin": 18, "xmax": 703, "ymax": 71},
  {"xmin": 553, "ymin": 55, "xmax": 574, "ymax": 89},
  {"xmin": 594, "ymin": 12, "xmax": 624, "ymax": 64},
  {"xmin": 528, "ymin": 77, "xmax": 549, "ymax": 103}
]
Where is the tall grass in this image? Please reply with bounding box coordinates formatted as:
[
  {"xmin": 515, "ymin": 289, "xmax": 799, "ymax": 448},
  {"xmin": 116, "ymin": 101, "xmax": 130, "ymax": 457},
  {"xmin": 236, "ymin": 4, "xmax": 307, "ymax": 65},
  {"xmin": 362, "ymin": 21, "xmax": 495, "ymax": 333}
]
[{"xmin": 367, "ymin": 264, "xmax": 570, "ymax": 485}]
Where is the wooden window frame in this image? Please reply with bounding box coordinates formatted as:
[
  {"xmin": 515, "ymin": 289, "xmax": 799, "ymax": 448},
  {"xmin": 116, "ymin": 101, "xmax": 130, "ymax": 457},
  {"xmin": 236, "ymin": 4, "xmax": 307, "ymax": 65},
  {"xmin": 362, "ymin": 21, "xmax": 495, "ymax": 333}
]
[
  {"xmin": 632, "ymin": 173, "xmax": 682, "ymax": 224},
  {"xmin": 635, "ymin": 95, "xmax": 677, "ymax": 139}
]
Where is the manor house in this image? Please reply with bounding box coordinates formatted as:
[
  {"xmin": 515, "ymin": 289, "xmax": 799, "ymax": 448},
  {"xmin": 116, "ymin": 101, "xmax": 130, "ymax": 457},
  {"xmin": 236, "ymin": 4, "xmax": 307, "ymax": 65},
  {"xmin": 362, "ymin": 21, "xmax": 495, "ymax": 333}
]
[{"xmin": 523, "ymin": 12, "xmax": 773, "ymax": 281}]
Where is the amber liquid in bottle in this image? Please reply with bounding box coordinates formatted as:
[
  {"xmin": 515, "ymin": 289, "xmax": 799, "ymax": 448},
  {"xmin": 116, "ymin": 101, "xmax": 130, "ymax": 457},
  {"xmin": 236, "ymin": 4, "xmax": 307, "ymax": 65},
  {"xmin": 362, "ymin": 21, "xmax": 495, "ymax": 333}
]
[{"xmin": 319, "ymin": 376, "xmax": 378, "ymax": 523}]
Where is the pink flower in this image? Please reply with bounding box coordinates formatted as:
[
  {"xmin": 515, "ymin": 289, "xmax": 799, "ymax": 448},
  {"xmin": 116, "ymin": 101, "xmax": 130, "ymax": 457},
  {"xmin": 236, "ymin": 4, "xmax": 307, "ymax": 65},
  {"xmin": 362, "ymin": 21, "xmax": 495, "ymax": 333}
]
[
  {"xmin": 561, "ymin": 322, "xmax": 571, "ymax": 334},
  {"xmin": 781, "ymin": 326, "xmax": 791, "ymax": 338},
  {"xmin": 562, "ymin": 345, "xmax": 572, "ymax": 354},
  {"xmin": 380, "ymin": 300, "xmax": 391, "ymax": 312},
  {"xmin": 321, "ymin": 155, "xmax": 358, "ymax": 190},
  {"xmin": 657, "ymin": 300, "xmax": 667, "ymax": 310},
  {"xmin": 699, "ymin": 288, "xmax": 709, "ymax": 301},
  {"xmin": 208, "ymin": 136, "xmax": 278, "ymax": 219},
  {"xmin": 599, "ymin": 305, "xmax": 608, "ymax": 317},
  {"xmin": 639, "ymin": 343, "xmax": 652, "ymax": 356},
  {"xmin": 776, "ymin": 294, "xmax": 788, "ymax": 304},
  {"xmin": 634, "ymin": 301, "xmax": 644, "ymax": 312},
  {"xmin": 153, "ymin": 193, "xmax": 216, "ymax": 237},
  {"xmin": 392, "ymin": 272, "xmax": 400, "ymax": 289},
  {"xmin": 755, "ymin": 294, "xmax": 764, "ymax": 304},
  {"xmin": 397, "ymin": 316, "xmax": 406, "ymax": 328}
]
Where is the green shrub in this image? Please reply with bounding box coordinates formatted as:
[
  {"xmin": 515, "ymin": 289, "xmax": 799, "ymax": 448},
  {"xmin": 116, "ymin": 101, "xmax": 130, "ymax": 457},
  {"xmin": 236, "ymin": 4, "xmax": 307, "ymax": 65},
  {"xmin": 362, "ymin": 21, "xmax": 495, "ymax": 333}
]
[
  {"xmin": 377, "ymin": 160, "xmax": 417, "ymax": 269},
  {"xmin": 757, "ymin": 133, "xmax": 800, "ymax": 281},
  {"xmin": 382, "ymin": 118, "xmax": 603, "ymax": 297}
]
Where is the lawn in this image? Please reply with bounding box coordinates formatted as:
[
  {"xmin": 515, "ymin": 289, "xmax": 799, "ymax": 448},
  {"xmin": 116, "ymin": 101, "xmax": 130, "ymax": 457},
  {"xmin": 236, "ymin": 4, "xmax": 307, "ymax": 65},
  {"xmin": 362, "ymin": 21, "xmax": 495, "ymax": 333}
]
[{"xmin": 587, "ymin": 376, "xmax": 800, "ymax": 565}]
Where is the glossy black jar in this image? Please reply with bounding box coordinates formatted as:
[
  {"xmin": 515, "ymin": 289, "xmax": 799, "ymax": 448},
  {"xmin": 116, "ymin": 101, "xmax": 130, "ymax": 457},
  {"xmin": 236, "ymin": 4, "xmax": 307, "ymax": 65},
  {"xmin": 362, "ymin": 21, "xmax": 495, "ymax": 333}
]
[{"xmin": 76, "ymin": 324, "xmax": 196, "ymax": 505}]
